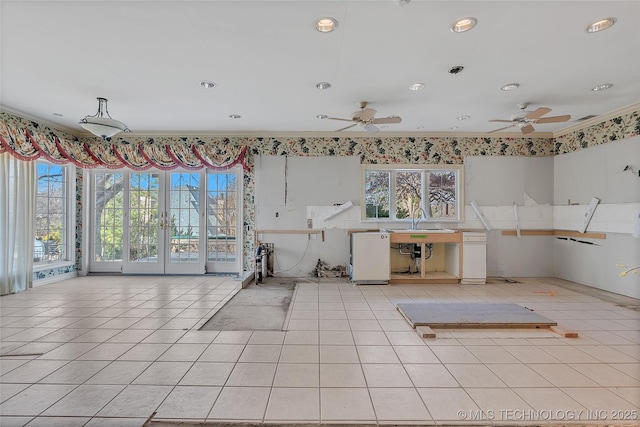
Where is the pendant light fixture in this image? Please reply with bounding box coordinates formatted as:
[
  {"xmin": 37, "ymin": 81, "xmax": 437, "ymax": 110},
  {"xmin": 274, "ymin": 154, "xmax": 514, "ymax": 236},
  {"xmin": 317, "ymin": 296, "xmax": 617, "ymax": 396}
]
[{"xmin": 79, "ymin": 97, "xmax": 130, "ymax": 139}]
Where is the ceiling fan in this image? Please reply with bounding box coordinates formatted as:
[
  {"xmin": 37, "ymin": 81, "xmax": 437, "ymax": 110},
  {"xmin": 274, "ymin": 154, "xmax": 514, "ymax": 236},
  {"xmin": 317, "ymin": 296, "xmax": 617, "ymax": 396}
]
[
  {"xmin": 327, "ymin": 101, "xmax": 402, "ymax": 133},
  {"xmin": 488, "ymin": 103, "xmax": 571, "ymax": 135}
]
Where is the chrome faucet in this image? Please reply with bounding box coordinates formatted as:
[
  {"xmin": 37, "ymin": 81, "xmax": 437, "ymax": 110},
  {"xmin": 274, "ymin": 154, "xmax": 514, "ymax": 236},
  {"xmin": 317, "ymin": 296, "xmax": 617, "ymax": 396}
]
[{"xmin": 410, "ymin": 207, "xmax": 426, "ymax": 230}]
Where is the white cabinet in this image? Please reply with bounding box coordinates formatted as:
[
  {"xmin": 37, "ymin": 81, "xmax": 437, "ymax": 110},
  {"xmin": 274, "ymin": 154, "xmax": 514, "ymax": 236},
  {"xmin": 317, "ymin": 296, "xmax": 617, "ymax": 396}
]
[
  {"xmin": 350, "ymin": 232, "xmax": 390, "ymax": 284},
  {"xmin": 461, "ymin": 232, "xmax": 487, "ymax": 284}
]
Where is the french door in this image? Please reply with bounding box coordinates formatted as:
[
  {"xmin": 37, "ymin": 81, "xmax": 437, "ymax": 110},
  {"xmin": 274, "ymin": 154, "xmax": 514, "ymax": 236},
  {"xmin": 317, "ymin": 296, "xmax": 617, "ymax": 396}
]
[{"xmin": 90, "ymin": 168, "xmax": 242, "ymax": 274}]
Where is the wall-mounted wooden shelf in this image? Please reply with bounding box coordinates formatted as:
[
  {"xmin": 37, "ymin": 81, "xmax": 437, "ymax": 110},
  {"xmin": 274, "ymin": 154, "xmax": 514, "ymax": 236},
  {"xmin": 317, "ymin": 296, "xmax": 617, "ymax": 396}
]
[
  {"xmin": 256, "ymin": 229, "xmax": 321, "ymax": 234},
  {"xmin": 255, "ymin": 229, "xmax": 325, "ymax": 241},
  {"xmin": 501, "ymin": 229, "xmax": 606, "ymax": 239}
]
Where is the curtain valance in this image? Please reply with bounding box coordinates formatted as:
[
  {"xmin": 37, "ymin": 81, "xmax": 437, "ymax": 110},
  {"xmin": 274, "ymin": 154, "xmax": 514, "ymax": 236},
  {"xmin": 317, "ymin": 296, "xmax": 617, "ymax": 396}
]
[{"xmin": 0, "ymin": 112, "xmax": 249, "ymax": 171}]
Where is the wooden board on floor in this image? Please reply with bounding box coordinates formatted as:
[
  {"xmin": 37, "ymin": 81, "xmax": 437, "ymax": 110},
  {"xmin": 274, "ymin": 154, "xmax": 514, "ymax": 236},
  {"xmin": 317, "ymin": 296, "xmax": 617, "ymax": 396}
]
[
  {"xmin": 550, "ymin": 325, "xmax": 579, "ymax": 338},
  {"xmin": 416, "ymin": 325, "xmax": 436, "ymax": 338},
  {"xmin": 397, "ymin": 303, "xmax": 557, "ymax": 329}
]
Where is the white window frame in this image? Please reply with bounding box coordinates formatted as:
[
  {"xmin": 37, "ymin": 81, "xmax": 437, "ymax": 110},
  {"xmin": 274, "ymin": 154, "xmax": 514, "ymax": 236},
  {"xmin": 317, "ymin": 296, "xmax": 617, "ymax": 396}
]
[
  {"xmin": 361, "ymin": 163, "xmax": 464, "ymax": 222},
  {"xmin": 34, "ymin": 160, "xmax": 76, "ymax": 269}
]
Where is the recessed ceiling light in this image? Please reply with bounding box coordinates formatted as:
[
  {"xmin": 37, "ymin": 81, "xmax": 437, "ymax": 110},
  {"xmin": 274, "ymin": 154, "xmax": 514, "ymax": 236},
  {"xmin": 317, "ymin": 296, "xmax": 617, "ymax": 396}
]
[
  {"xmin": 316, "ymin": 17, "xmax": 338, "ymax": 33},
  {"xmin": 316, "ymin": 82, "xmax": 331, "ymax": 90},
  {"xmin": 457, "ymin": 115, "xmax": 470, "ymax": 120},
  {"xmin": 229, "ymin": 114, "xmax": 241, "ymax": 119},
  {"xmin": 586, "ymin": 18, "xmax": 616, "ymax": 33},
  {"xmin": 591, "ymin": 83, "xmax": 613, "ymax": 91},
  {"xmin": 501, "ymin": 83, "xmax": 520, "ymax": 91},
  {"xmin": 451, "ymin": 17, "xmax": 477, "ymax": 33},
  {"xmin": 316, "ymin": 115, "xmax": 328, "ymax": 119},
  {"xmin": 409, "ymin": 83, "xmax": 425, "ymax": 91},
  {"xmin": 199, "ymin": 80, "xmax": 216, "ymax": 89}
]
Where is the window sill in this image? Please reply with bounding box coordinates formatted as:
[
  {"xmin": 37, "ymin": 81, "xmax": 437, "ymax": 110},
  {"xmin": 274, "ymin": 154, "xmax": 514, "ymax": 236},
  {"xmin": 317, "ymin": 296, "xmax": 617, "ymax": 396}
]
[{"xmin": 33, "ymin": 261, "xmax": 74, "ymax": 273}]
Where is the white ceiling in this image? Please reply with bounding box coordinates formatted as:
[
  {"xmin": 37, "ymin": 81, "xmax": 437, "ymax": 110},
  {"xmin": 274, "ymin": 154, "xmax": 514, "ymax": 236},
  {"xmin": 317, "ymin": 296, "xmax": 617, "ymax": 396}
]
[{"xmin": 1, "ymin": 1, "xmax": 639, "ymax": 136}]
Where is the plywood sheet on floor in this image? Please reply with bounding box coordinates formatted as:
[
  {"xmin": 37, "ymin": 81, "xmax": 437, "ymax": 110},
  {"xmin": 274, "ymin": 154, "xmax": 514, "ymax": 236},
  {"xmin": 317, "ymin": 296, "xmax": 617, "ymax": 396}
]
[{"xmin": 397, "ymin": 303, "xmax": 557, "ymax": 329}]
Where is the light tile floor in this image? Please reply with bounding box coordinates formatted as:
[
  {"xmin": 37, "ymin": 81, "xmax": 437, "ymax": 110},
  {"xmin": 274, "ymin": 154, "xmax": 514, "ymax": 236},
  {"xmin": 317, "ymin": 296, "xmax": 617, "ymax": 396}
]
[{"xmin": 0, "ymin": 275, "xmax": 638, "ymax": 426}]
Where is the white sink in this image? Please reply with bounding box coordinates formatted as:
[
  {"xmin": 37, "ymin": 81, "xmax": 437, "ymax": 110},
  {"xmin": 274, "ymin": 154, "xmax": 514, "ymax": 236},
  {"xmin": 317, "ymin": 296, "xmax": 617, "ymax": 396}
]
[{"xmin": 385, "ymin": 229, "xmax": 455, "ymax": 234}]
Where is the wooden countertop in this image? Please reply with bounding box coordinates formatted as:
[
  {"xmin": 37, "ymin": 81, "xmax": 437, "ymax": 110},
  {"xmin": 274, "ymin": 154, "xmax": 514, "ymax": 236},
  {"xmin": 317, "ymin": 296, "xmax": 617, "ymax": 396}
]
[{"xmin": 389, "ymin": 231, "xmax": 462, "ymax": 244}]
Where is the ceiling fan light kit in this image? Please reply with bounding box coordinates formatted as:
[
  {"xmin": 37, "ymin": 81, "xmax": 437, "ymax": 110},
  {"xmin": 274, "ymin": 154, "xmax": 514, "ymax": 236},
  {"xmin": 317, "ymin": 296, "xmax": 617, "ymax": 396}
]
[{"xmin": 79, "ymin": 97, "xmax": 130, "ymax": 140}]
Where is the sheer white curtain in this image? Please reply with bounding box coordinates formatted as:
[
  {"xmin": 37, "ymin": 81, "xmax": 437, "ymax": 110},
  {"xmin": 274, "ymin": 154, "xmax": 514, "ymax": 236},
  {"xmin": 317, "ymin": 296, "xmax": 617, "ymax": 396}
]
[{"xmin": 0, "ymin": 153, "xmax": 35, "ymax": 295}]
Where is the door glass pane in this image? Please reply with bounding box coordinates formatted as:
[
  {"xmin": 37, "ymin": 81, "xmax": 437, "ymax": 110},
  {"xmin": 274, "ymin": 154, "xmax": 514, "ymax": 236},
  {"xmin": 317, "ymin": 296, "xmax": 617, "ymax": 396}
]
[
  {"xmin": 93, "ymin": 173, "xmax": 124, "ymax": 262},
  {"xmin": 207, "ymin": 173, "xmax": 237, "ymax": 262},
  {"xmin": 395, "ymin": 170, "xmax": 422, "ymax": 219},
  {"xmin": 169, "ymin": 173, "xmax": 200, "ymax": 264},
  {"xmin": 129, "ymin": 173, "xmax": 159, "ymax": 263}
]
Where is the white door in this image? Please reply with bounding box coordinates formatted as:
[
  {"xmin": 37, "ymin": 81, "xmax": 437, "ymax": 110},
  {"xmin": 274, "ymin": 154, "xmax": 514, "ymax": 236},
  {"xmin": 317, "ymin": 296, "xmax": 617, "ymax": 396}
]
[
  {"xmin": 91, "ymin": 171, "xmax": 126, "ymax": 273},
  {"xmin": 165, "ymin": 171, "xmax": 206, "ymax": 274},
  {"xmin": 123, "ymin": 171, "xmax": 165, "ymax": 274},
  {"xmin": 90, "ymin": 170, "xmax": 165, "ymax": 274},
  {"xmin": 90, "ymin": 168, "xmax": 241, "ymax": 275}
]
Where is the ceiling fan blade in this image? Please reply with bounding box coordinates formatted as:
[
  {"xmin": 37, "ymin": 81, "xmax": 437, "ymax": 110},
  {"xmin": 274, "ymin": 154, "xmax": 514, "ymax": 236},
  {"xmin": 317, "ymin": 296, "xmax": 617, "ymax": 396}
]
[
  {"xmin": 534, "ymin": 114, "xmax": 571, "ymax": 124},
  {"xmin": 372, "ymin": 116, "xmax": 402, "ymax": 125},
  {"xmin": 525, "ymin": 107, "xmax": 552, "ymax": 120},
  {"xmin": 335, "ymin": 123, "xmax": 358, "ymax": 132},
  {"xmin": 489, "ymin": 119, "xmax": 515, "ymax": 123},
  {"xmin": 363, "ymin": 123, "xmax": 379, "ymax": 133},
  {"xmin": 327, "ymin": 117, "xmax": 355, "ymax": 123},
  {"xmin": 487, "ymin": 124, "xmax": 516, "ymax": 133},
  {"xmin": 520, "ymin": 124, "xmax": 535, "ymax": 134}
]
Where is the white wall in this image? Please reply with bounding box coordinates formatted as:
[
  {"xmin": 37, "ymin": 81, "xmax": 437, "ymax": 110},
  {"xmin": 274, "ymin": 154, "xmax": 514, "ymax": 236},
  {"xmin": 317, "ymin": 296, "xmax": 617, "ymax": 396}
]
[
  {"xmin": 254, "ymin": 155, "xmax": 360, "ymax": 276},
  {"xmin": 255, "ymin": 154, "xmax": 559, "ymax": 278},
  {"xmin": 553, "ymin": 136, "xmax": 640, "ymax": 298},
  {"xmin": 464, "ymin": 156, "xmax": 555, "ymax": 277},
  {"xmin": 465, "ymin": 156, "xmax": 554, "ymax": 206}
]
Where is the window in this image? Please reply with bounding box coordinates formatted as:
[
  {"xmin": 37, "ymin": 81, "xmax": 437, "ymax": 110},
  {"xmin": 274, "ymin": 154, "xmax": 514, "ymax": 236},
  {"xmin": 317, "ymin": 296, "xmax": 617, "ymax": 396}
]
[
  {"xmin": 35, "ymin": 162, "xmax": 71, "ymax": 264},
  {"xmin": 362, "ymin": 164, "xmax": 463, "ymax": 222}
]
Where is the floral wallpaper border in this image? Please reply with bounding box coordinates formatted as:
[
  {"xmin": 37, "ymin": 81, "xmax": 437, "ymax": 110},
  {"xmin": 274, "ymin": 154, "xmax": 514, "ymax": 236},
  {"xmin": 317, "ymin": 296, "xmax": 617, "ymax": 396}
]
[
  {"xmin": 2, "ymin": 107, "xmax": 637, "ymax": 275},
  {"xmin": 33, "ymin": 264, "xmax": 77, "ymax": 282},
  {"xmin": 554, "ymin": 109, "xmax": 640, "ymax": 154}
]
